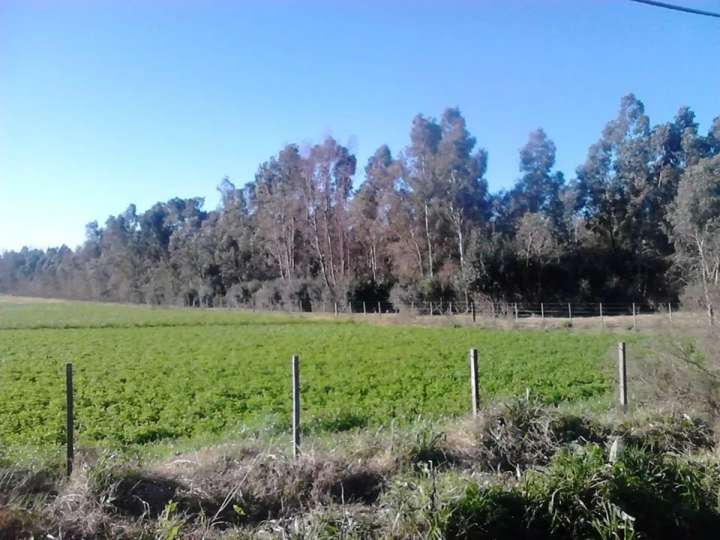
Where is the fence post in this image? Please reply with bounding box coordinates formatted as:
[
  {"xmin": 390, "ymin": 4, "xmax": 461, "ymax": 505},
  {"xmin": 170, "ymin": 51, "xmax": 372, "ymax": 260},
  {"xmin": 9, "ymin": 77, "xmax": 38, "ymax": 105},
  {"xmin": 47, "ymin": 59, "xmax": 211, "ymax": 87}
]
[
  {"xmin": 600, "ymin": 302, "xmax": 604, "ymax": 328},
  {"xmin": 66, "ymin": 363, "xmax": 74, "ymax": 477},
  {"xmin": 334, "ymin": 302, "xmax": 338, "ymax": 317},
  {"xmin": 363, "ymin": 301, "xmax": 366, "ymax": 315},
  {"xmin": 514, "ymin": 302, "xmax": 518, "ymax": 321},
  {"xmin": 540, "ymin": 302, "xmax": 545, "ymax": 323},
  {"xmin": 377, "ymin": 301, "xmax": 382, "ymax": 315},
  {"xmin": 471, "ymin": 301, "xmax": 476, "ymax": 323},
  {"xmin": 632, "ymin": 303, "xmax": 637, "ymax": 331},
  {"xmin": 292, "ymin": 355, "xmax": 300, "ymax": 458},
  {"xmin": 469, "ymin": 348, "xmax": 479, "ymax": 416},
  {"xmin": 617, "ymin": 343, "xmax": 627, "ymax": 413},
  {"xmin": 568, "ymin": 303, "xmax": 572, "ymax": 322},
  {"xmin": 449, "ymin": 301, "xmax": 453, "ymax": 315},
  {"xmin": 668, "ymin": 302, "xmax": 672, "ymax": 324}
]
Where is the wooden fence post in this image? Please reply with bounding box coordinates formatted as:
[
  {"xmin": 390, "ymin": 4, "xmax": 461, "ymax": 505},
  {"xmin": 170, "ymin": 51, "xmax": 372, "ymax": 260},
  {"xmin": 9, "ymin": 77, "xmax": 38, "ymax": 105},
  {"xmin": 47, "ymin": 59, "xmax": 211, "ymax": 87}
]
[
  {"xmin": 469, "ymin": 348, "xmax": 479, "ymax": 417},
  {"xmin": 66, "ymin": 363, "xmax": 74, "ymax": 477},
  {"xmin": 292, "ymin": 355, "xmax": 300, "ymax": 458},
  {"xmin": 540, "ymin": 303, "xmax": 545, "ymax": 323},
  {"xmin": 377, "ymin": 301, "xmax": 382, "ymax": 315},
  {"xmin": 514, "ymin": 302, "xmax": 518, "ymax": 321},
  {"xmin": 600, "ymin": 302, "xmax": 604, "ymax": 328},
  {"xmin": 668, "ymin": 302, "xmax": 672, "ymax": 324},
  {"xmin": 568, "ymin": 303, "xmax": 572, "ymax": 322},
  {"xmin": 632, "ymin": 303, "xmax": 637, "ymax": 331},
  {"xmin": 471, "ymin": 301, "xmax": 476, "ymax": 323},
  {"xmin": 618, "ymin": 343, "xmax": 627, "ymax": 413},
  {"xmin": 363, "ymin": 301, "xmax": 366, "ymax": 315},
  {"xmin": 449, "ymin": 301, "xmax": 453, "ymax": 315},
  {"xmin": 334, "ymin": 302, "xmax": 338, "ymax": 316}
]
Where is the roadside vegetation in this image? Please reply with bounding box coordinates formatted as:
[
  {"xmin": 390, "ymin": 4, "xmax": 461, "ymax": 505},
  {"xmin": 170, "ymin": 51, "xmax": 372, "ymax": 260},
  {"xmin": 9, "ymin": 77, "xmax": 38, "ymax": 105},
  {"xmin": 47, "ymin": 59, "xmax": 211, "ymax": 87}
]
[{"xmin": 2, "ymin": 400, "xmax": 719, "ymax": 539}]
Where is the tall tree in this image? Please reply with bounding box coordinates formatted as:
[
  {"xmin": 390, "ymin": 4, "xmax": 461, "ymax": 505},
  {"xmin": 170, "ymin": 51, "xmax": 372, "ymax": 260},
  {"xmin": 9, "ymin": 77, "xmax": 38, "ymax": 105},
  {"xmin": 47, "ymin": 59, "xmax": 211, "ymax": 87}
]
[
  {"xmin": 405, "ymin": 114, "xmax": 443, "ymax": 278},
  {"xmin": 435, "ymin": 108, "xmax": 489, "ymax": 303},
  {"xmin": 576, "ymin": 94, "xmax": 652, "ymax": 252},
  {"xmin": 510, "ymin": 129, "xmax": 565, "ymax": 230},
  {"xmin": 669, "ymin": 155, "xmax": 720, "ymax": 324},
  {"xmin": 351, "ymin": 145, "xmax": 399, "ymax": 283},
  {"xmin": 300, "ymin": 137, "xmax": 356, "ymax": 298},
  {"xmin": 254, "ymin": 146, "xmax": 305, "ymax": 281}
]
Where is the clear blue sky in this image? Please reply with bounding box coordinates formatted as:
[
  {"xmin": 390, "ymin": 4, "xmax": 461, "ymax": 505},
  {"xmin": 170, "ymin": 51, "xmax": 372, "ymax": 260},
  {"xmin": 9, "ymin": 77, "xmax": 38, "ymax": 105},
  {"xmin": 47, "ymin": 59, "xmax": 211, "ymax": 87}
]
[{"xmin": 1, "ymin": 0, "xmax": 719, "ymax": 252}]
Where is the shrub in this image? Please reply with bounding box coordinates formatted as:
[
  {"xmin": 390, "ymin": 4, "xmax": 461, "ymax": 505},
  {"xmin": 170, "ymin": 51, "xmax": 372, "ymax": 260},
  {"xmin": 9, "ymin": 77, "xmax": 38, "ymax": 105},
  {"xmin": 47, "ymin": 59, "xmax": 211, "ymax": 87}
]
[
  {"xmin": 476, "ymin": 399, "xmax": 553, "ymax": 471},
  {"xmin": 445, "ymin": 485, "xmax": 534, "ymax": 540}
]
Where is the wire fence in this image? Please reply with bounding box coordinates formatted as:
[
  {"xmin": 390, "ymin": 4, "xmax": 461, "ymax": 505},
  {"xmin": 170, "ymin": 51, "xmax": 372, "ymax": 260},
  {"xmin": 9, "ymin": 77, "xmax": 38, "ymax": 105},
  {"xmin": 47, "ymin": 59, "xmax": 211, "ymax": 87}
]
[
  {"xmin": 247, "ymin": 300, "xmax": 681, "ymax": 318},
  {"xmin": 60, "ymin": 340, "xmax": 636, "ymax": 475}
]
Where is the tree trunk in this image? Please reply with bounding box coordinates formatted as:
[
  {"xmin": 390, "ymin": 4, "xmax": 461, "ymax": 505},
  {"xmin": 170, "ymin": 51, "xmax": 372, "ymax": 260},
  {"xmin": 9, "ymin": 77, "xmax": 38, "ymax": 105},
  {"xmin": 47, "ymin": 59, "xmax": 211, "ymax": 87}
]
[
  {"xmin": 409, "ymin": 228, "xmax": 424, "ymax": 276},
  {"xmin": 452, "ymin": 207, "xmax": 469, "ymax": 306},
  {"xmin": 311, "ymin": 212, "xmax": 333, "ymax": 294},
  {"xmin": 696, "ymin": 234, "xmax": 715, "ymax": 326},
  {"xmin": 424, "ymin": 201, "xmax": 434, "ymax": 279}
]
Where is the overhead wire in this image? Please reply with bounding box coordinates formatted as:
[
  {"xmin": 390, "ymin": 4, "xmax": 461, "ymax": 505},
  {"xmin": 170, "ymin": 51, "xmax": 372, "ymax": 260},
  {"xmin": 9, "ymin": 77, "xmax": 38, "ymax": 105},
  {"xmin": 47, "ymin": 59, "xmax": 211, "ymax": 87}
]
[{"xmin": 629, "ymin": 0, "xmax": 720, "ymax": 19}]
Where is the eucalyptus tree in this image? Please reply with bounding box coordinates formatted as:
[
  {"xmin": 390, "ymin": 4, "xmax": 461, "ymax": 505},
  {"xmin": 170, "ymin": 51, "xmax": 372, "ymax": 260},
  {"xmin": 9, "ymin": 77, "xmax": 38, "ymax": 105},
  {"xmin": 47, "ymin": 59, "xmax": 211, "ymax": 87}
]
[
  {"xmin": 510, "ymin": 129, "xmax": 565, "ymax": 231},
  {"xmin": 2, "ymin": 95, "xmax": 720, "ymax": 309},
  {"xmin": 669, "ymin": 155, "xmax": 720, "ymax": 324},
  {"xmin": 405, "ymin": 114, "xmax": 443, "ymax": 279},
  {"xmin": 435, "ymin": 108, "xmax": 490, "ymax": 303},
  {"xmin": 351, "ymin": 145, "xmax": 400, "ymax": 283},
  {"xmin": 254, "ymin": 145, "xmax": 306, "ymax": 281},
  {"xmin": 214, "ymin": 178, "xmax": 260, "ymax": 289},
  {"xmin": 576, "ymin": 94, "xmax": 652, "ymax": 252},
  {"xmin": 515, "ymin": 212, "xmax": 561, "ymax": 299},
  {"xmin": 300, "ymin": 137, "xmax": 356, "ymax": 298}
]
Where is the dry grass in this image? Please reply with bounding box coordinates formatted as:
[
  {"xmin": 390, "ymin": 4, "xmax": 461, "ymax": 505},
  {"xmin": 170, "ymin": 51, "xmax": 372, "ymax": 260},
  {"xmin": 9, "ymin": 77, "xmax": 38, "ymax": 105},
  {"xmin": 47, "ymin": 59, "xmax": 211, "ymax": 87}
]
[
  {"xmin": 3, "ymin": 399, "xmax": 717, "ymax": 539},
  {"xmin": 309, "ymin": 308, "xmax": 715, "ymax": 335},
  {"xmin": 0, "ymin": 294, "xmax": 69, "ymax": 305}
]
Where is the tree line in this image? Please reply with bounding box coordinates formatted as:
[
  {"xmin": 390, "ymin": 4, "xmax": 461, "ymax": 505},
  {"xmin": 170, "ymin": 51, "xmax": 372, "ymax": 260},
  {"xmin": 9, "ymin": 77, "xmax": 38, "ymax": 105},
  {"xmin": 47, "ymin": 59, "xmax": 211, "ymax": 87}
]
[{"xmin": 2, "ymin": 94, "xmax": 719, "ymax": 318}]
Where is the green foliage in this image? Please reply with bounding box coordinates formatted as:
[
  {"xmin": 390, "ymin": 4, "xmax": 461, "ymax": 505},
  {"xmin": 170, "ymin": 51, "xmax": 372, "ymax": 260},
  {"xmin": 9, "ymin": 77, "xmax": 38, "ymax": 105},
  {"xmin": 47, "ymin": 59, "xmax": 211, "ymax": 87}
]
[
  {"xmin": 445, "ymin": 444, "xmax": 720, "ymax": 540},
  {"xmin": 0, "ymin": 300, "xmax": 615, "ymax": 448},
  {"xmin": 5, "ymin": 97, "xmax": 720, "ymax": 310},
  {"xmin": 156, "ymin": 500, "xmax": 185, "ymax": 540},
  {"xmin": 445, "ymin": 485, "xmax": 532, "ymax": 539}
]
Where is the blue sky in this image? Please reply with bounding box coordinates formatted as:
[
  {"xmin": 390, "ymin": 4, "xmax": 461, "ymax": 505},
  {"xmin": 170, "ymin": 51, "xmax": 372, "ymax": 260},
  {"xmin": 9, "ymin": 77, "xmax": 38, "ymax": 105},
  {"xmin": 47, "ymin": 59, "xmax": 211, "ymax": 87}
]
[{"xmin": 1, "ymin": 0, "xmax": 719, "ymax": 251}]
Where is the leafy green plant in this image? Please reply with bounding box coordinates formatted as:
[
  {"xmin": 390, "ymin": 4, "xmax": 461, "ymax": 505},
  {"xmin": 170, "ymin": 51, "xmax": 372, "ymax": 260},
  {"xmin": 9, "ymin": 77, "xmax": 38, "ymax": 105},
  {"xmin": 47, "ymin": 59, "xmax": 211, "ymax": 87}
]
[
  {"xmin": 156, "ymin": 500, "xmax": 185, "ymax": 540},
  {"xmin": 0, "ymin": 301, "xmax": 618, "ymax": 449}
]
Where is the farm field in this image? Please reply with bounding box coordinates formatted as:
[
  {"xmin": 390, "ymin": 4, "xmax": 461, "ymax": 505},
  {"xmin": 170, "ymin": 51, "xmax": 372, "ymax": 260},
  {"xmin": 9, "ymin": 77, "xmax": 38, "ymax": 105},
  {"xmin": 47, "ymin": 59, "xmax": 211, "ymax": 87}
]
[
  {"xmin": 0, "ymin": 296, "xmax": 623, "ymax": 449},
  {"xmin": 4, "ymin": 297, "xmax": 720, "ymax": 540}
]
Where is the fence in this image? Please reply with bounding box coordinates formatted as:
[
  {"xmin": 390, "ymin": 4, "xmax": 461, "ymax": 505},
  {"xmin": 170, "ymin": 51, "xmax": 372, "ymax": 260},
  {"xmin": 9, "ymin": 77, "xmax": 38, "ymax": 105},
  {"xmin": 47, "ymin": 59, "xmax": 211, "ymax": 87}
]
[
  {"xmin": 61, "ymin": 342, "xmax": 633, "ymax": 475},
  {"xmin": 227, "ymin": 299, "xmax": 701, "ymax": 330},
  {"xmin": 237, "ymin": 300, "xmax": 680, "ymax": 317}
]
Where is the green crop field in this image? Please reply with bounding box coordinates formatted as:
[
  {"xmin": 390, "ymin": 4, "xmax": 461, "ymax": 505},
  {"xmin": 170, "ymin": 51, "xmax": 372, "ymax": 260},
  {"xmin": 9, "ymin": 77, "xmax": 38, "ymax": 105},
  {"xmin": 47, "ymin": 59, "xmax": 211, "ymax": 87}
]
[{"xmin": 0, "ymin": 297, "xmax": 622, "ymax": 449}]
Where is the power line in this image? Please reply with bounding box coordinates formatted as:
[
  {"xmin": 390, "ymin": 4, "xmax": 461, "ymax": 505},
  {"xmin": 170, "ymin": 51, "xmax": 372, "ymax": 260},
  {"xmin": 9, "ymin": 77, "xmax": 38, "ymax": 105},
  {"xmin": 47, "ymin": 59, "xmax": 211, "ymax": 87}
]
[{"xmin": 629, "ymin": 0, "xmax": 720, "ymax": 18}]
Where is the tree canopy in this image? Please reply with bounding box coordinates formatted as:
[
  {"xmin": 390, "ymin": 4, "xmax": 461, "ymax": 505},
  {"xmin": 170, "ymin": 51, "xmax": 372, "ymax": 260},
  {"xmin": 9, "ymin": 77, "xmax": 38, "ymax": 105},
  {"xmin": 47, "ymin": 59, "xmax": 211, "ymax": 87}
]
[{"xmin": 2, "ymin": 95, "xmax": 719, "ymax": 313}]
